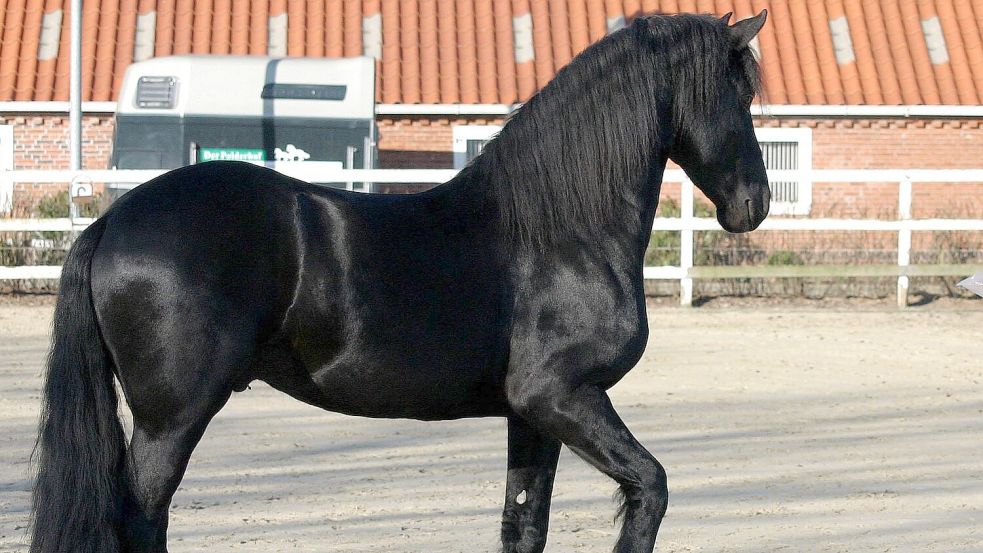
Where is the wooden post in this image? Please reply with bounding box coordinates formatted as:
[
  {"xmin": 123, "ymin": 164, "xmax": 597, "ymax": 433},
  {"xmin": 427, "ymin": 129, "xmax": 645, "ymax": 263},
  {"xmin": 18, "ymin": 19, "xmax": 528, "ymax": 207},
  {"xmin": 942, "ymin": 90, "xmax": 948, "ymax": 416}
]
[
  {"xmin": 680, "ymin": 179, "xmax": 694, "ymax": 307},
  {"xmin": 897, "ymin": 176, "xmax": 912, "ymax": 308}
]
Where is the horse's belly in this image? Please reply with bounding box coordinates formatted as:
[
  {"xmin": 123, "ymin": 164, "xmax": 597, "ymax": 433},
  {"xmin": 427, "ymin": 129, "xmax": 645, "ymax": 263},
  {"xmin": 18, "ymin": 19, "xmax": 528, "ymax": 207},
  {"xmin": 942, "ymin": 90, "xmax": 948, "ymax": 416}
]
[
  {"xmin": 313, "ymin": 361, "xmax": 508, "ymax": 419},
  {"xmin": 258, "ymin": 339, "xmax": 509, "ymax": 420}
]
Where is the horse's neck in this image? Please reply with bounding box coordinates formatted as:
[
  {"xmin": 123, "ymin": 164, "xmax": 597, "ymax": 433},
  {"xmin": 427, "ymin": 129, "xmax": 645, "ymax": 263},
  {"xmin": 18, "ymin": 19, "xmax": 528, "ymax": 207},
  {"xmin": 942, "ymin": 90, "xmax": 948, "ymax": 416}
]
[{"xmin": 617, "ymin": 157, "xmax": 669, "ymax": 267}]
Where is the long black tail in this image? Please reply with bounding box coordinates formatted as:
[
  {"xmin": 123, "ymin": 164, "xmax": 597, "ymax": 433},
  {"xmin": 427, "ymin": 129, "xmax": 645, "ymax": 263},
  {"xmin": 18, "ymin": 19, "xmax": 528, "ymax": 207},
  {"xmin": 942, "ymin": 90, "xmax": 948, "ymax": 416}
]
[{"xmin": 31, "ymin": 217, "xmax": 127, "ymax": 553}]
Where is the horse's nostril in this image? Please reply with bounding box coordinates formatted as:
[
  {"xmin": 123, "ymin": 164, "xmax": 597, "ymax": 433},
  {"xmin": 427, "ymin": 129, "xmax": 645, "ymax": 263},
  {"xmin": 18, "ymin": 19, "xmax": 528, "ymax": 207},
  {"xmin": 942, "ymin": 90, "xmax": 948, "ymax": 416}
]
[{"xmin": 745, "ymin": 198, "xmax": 752, "ymax": 220}]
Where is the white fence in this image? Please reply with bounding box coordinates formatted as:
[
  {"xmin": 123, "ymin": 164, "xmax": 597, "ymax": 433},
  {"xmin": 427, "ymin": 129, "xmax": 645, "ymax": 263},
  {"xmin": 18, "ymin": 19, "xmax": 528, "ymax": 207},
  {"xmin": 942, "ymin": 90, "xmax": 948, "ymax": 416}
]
[{"xmin": 2, "ymin": 167, "xmax": 983, "ymax": 307}]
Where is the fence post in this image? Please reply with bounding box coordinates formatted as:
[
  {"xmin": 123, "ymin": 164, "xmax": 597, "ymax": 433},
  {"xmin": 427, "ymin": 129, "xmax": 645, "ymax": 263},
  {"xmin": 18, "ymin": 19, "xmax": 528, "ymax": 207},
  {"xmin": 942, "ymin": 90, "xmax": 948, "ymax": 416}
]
[
  {"xmin": 680, "ymin": 178, "xmax": 694, "ymax": 306},
  {"xmin": 0, "ymin": 170, "xmax": 11, "ymax": 215},
  {"xmin": 897, "ymin": 175, "xmax": 912, "ymax": 308}
]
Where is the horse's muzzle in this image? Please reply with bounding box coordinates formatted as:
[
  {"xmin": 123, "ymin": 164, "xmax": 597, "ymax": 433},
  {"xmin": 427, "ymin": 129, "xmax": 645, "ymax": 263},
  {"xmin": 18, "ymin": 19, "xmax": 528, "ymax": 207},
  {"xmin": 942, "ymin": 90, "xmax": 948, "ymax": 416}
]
[{"xmin": 717, "ymin": 184, "xmax": 770, "ymax": 233}]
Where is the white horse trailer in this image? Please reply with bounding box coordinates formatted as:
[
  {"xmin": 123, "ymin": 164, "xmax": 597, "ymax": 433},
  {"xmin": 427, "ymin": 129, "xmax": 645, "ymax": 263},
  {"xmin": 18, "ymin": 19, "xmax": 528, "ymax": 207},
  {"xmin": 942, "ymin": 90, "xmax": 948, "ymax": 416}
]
[{"xmin": 112, "ymin": 55, "xmax": 376, "ymax": 189}]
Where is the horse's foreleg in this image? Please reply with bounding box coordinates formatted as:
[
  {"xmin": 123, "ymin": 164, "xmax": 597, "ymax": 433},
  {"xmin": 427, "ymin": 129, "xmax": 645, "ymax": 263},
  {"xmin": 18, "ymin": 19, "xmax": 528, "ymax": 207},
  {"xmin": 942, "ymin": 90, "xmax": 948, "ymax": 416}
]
[
  {"xmin": 507, "ymin": 381, "xmax": 667, "ymax": 553},
  {"xmin": 501, "ymin": 416, "xmax": 561, "ymax": 553}
]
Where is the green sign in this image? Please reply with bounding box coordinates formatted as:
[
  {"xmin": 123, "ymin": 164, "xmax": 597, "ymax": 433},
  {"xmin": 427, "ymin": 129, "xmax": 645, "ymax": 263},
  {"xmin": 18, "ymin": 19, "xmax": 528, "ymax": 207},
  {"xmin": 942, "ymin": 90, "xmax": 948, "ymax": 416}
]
[{"xmin": 198, "ymin": 148, "xmax": 266, "ymax": 163}]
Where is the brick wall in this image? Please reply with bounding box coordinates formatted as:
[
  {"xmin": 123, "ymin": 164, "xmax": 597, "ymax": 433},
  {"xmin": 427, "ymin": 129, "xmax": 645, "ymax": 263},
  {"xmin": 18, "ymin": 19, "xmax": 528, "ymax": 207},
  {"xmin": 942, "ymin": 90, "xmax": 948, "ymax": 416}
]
[
  {"xmin": 376, "ymin": 116, "xmax": 505, "ymax": 168},
  {"xmin": 1, "ymin": 113, "xmax": 114, "ymax": 170},
  {"xmin": 1, "ymin": 113, "xmax": 115, "ymax": 215},
  {"xmin": 2, "ymin": 113, "xmax": 982, "ymax": 223}
]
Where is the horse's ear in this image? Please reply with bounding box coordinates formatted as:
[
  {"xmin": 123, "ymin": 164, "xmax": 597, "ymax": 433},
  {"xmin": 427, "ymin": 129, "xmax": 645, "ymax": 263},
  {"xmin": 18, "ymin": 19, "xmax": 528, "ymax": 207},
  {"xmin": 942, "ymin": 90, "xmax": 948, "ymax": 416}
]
[
  {"xmin": 729, "ymin": 9, "xmax": 767, "ymax": 51},
  {"xmin": 720, "ymin": 12, "xmax": 732, "ymax": 25}
]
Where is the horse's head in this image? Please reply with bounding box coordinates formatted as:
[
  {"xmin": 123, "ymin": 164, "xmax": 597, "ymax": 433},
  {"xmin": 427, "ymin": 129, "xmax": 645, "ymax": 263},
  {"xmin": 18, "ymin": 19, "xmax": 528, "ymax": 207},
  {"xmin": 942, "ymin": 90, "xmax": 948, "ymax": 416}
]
[{"xmin": 666, "ymin": 11, "xmax": 770, "ymax": 233}]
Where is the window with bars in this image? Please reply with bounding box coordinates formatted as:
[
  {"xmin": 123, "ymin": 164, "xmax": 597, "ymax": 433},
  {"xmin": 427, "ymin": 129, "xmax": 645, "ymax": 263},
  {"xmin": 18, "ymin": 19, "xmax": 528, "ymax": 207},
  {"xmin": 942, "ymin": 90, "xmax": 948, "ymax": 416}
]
[
  {"xmin": 465, "ymin": 139, "xmax": 491, "ymax": 163},
  {"xmin": 762, "ymin": 141, "xmax": 800, "ymax": 203},
  {"xmin": 756, "ymin": 128, "xmax": 813, "ymax": 216},
  {"xmin": 453, "ymin": 125, "xmax": 502, "ymax": 169}
]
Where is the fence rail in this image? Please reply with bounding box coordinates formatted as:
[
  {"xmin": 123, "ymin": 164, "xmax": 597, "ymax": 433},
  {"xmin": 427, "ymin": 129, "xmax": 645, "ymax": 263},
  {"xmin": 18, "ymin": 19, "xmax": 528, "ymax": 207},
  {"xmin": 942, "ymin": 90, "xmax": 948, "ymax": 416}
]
[{"xmin": 2, "ymin": 167, "xmax": 982, "ymax": 307}]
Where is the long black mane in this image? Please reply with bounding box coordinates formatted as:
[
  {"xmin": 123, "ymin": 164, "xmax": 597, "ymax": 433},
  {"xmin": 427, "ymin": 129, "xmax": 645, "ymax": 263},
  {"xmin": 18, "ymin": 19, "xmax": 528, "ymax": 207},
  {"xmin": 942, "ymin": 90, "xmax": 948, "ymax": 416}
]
[{"xmin": 466, "ymin": 13, "xmax": 762, "ymax": 247}]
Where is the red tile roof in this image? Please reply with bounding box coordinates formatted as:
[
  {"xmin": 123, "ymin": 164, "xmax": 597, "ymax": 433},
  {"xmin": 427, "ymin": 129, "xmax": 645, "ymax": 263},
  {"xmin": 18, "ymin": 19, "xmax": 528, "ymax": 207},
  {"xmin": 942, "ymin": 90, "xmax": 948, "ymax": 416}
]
[{"xmin": 0, "ymin": 0, "xmax": 982, "ymax": 105}]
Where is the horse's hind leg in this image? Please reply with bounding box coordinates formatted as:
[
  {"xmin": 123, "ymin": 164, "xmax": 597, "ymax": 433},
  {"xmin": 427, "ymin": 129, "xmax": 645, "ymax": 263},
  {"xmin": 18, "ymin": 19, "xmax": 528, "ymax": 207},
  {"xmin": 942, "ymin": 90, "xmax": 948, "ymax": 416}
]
[
  {"xmin": 111, "ymin": 330, "xmax": 254, "ymax": 552},
  {"xmin": 501, "ymin": 416, "xmax": 561, "ymax": 553},
  {"xmin": 507, "ymin": 382, "xmax": 667, "ymax": 553},
  {"xmin": 122, "ymin": 406, "xmax": 227, "ymax": 551}
]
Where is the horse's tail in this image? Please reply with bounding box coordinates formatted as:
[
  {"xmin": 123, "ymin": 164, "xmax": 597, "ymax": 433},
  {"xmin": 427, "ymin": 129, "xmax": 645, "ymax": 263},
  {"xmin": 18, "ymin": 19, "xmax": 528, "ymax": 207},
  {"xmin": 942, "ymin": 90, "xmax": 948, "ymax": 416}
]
[{"xmin": 31, "ymin": 217, "xmax": 127, "ymax": 553}]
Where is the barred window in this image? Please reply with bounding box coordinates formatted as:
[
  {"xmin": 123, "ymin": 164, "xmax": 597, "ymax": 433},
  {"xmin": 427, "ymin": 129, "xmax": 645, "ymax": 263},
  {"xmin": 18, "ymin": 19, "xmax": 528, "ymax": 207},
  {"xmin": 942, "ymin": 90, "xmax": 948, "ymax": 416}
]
[
  {"xmin": 453, "ymin": 125, "xmax": 502, "ymax": 169},
  {"xmin": 756, "ymin": 128, "xmax": 813, "ymax": 216}
]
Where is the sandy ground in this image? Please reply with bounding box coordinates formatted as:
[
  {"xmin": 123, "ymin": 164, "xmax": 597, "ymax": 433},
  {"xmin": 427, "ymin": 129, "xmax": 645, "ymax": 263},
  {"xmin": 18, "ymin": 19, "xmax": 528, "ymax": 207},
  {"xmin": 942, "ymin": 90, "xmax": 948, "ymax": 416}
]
[{"xmin": 1, "ymin": 299, "xmax": 981, "ymax": 552}]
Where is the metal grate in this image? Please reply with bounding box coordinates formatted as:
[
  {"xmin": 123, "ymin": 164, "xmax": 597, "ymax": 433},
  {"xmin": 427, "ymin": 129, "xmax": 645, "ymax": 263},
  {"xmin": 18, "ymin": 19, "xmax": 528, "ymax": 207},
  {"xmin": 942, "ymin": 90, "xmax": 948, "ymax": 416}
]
[
  {"xmin": 760, "ymin": 140, "xmax": 799, "ymax": 204},
  {"xmin": 135, "ymin": 76, "xmax": 177, "ymax": 108}
]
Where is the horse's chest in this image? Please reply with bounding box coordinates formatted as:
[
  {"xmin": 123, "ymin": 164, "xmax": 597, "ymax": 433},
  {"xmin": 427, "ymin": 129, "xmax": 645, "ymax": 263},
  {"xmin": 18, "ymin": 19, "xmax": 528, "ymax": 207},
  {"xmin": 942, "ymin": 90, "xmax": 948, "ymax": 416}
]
[{"xmin": 511, "ymin": 286, "xmax": 647, "ymax": 384}]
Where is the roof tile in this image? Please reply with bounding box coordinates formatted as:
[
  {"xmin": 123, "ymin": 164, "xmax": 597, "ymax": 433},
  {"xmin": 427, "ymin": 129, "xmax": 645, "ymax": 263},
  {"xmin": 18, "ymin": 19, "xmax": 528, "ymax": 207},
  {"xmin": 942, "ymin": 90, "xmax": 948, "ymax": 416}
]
[
  {"xmin": 91, "ymin": 0, "xmax": 118, "ymax": 101},
  {"xmin": 863, "ymin": 0, "xmax": 905, "ymax": 103},
  {"xmin": 940, "ymin": 0, "xmax": 979, "ymax": 103},
  {"xmin": 806, "ymin": 0, "xmax": 845, "ymax": 104},
  {"xmin": 14, "ymin": 0, "xmax": 44, "ymax": 101},
  {"xmin": 342, "ymin": 0, "xmax": 361, "ymax": 56},
  {"xmin": 455, "ymin": 0, "xmax": 479, "ymax": 103},
  {"xmin": 1, "ymin": 0, "xmax": 981, "ymax": 105},
  {"xmin": 548, "ymin": 0, "xmax": 572, "ymax": 69},
  {"xmin": 568, "ymin": 0, "xmax": 591, "ymax": 54},
  {"xmin": 437, "ymin": 0, "xmax": 459, "ymax": 103},
  {"xmin": 878, "ymin": 1, "xmax": 918, "ymax": 103},
  {"xmin": 771, "ymin": 1, "xmax": 809, "ymax": 103},
  {"xmin": 753, "ymin": 0, "xmax": 787, "ymax": 103},
  {"xmin": 492, "ymin": 0, "xmax": 516, "ymax": 103},
  {"xmin": 229, "ymin": 0, "xmax": 248, "ymax": 54},
  {"xmin": 419, "ymin": 0, "xmax": 439, "ymax": 103},
  {"xmin": 919, "ymin": 0, "xmax": 960, "ymax": 104},
  {"xmin": 380, "ymin": 0, "xmax": 398, "ymax": 102},
  {"xmin": 512, "ymin": 0, "xmax": 536, "ymax": 100},
  {"xmin": 474, "ymin": 0, "xmax": 496, "ymax": 103},
  {"xmin": 955, "ymin": 0, "xmax": 983, "ymax": 100},
  {"xmin": 585, "ymin": 0, "xmax": 607, "ymax": 42},
  {"xmin": 530, "ymin": 0, "xmax": 554, "ymax": 89},
  {"xmin": 323, "ymin": 0, "xmax": 342, "ymax": 56},
  {"xmin": 895, "ymin": 0, "xmax": 938, "ymax": 103},
  {"xmin": 0, "ymin": 0, "xmax": 28, "ymax": 100},
  {"xmin": 827, "ymin": 0, "xmax": 865, "ymax": 104},
  {"xmin": 112, "ymin": 0, "xmax": 136, "ymax": 98},
  {"xmin": 54, "ymin": 0, "xmax": 72, "ymax": 97},
  {"xmin": 790, "ymin": 0, "xmax": 826, "ymax": 104},
  {"xmin": 399, "ymin": 0, "xmax": 420, "ymax": 104}
]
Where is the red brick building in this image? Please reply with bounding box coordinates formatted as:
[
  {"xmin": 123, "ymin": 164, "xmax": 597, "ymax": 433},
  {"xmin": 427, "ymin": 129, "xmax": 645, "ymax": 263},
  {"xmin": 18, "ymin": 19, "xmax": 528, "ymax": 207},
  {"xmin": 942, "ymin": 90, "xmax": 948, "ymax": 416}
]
[{"xmin": 1, "ymin": 0, "xmax": 982, "ymax": 221}]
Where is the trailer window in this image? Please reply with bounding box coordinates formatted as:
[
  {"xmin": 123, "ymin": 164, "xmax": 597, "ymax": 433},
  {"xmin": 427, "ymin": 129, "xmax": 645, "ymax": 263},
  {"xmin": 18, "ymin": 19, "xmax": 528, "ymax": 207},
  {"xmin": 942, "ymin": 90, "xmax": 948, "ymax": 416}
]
[{"xmin": 261, "ymin": 84, "xmax": 346, "ymax": 101}]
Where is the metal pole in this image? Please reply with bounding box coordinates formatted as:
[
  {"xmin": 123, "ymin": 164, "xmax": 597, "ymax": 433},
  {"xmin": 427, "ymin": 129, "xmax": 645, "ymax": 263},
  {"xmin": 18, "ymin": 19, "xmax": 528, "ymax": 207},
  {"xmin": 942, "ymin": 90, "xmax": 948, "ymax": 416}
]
[{"xmin": 69, "ymin": 0, "xmax": 82, "ymax": 171}]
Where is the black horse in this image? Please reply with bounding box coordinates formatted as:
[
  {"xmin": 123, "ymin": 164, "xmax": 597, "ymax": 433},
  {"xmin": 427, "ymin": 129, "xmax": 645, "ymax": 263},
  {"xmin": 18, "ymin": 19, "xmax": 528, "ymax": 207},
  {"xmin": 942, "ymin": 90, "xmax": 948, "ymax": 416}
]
[{"xmin": 32, "ymin": 12, "xmax": 769, "ymax": 553}]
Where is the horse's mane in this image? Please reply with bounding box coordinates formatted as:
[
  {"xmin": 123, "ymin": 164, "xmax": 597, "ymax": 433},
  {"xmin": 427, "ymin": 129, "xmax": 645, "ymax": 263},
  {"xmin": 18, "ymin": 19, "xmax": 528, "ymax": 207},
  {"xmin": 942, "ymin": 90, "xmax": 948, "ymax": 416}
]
[{"xmin": 466, "ymin": 13, "xmax": 762, "ymax": 248}]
